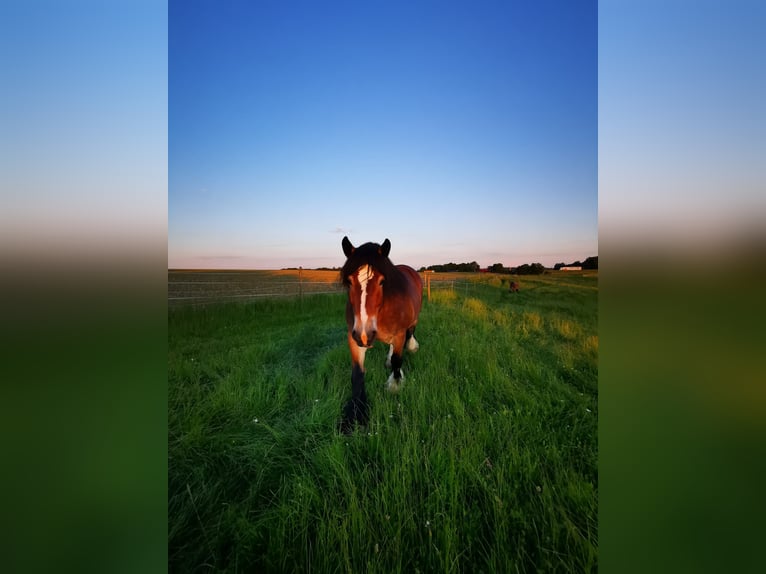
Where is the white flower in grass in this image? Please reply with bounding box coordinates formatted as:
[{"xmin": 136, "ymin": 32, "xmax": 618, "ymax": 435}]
[
  {"xmin": 425, "ymin": 520, "xmax": 431, "ymax": 528},
  {"xmin": 252, "ymin": 417, "xmax": 259, "ymax": 423}
]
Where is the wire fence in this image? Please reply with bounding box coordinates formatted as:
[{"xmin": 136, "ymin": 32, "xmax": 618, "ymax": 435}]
[
  {"xmin": 168, "ymin": 271, "xmax": 510, "ymax": 306},
  {"xmin": 426, "ymin": 278, "xmax": 501, "ymax": 298},
  {"xmin": 168, "ymin": 271, "xmax": 345, "ymax": 306}
]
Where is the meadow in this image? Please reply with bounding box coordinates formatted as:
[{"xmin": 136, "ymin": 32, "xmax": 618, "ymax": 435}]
[{"xmin": 168, "ymin": 271, "xmax": 598, "ymax": 573}]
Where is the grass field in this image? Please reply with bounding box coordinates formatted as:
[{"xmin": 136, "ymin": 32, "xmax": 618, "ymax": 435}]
[{"xmin": 168, "ymin": 271, "xmax": 598, "ymax": 573}]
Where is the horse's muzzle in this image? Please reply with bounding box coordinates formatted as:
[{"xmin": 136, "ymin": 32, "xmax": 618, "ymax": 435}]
[{"xmin": 352, "ymin": 329, "xmax": 376, "ymax": 348}]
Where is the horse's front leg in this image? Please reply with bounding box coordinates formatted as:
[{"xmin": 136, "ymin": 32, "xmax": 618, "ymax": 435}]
[
  {"xmin": 340, "ymin": 332, "xmax": 368, "ymax": 433},
  {"xmin": 386, "ymin": 327, "xmax": 419, "ymax": 368},
  {"xmin": 385, "ymin": 334, "xmax": 406, "ymax": 393}
]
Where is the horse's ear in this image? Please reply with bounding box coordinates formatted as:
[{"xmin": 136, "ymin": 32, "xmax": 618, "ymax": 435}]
[
  {"xmin": 380, "ymin": 238, "xmax": 391, "ymax": 257},
  {"xmin": 342, "ymin": 236, "xmax": 355, "ymax": 257}
]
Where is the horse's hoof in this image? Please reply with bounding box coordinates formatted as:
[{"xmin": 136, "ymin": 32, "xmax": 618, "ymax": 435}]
[
  {"xmin": 341, "ymin": 398, "xmax": 369, "ymax": 433},
  {"xmin": 338, "ymin": 416, "xmax": 368, "ymax": 434},
  {"xmin": 338, "ymin": 418, "xmax": 354, "ymax": 434},
  {"xmin": 386, "ymin": 372, "xmax": 402, "ymax": 393},
  {"xmin": 407, "ymin": 336, "xmax": 419, "ymax": 353}
]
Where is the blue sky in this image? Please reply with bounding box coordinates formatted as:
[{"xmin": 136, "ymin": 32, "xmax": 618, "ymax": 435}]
[
  {"xmin": 599, "ymin": 0, "xmax": 765, "ymax": 247},
  {"xmin": 169, "ymin": 1, "xmax": 597, "ymax": 269},
  {"xmin": 1, "ymin": 1, "xmax": 761, "ymax": 272},
  {"xmin": 1, "ymin": 1, "xmax": 167, "ymax": 257}
]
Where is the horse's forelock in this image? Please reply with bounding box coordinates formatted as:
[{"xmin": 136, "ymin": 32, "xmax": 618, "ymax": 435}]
[{"xmin": 341, "ymin": 242, "xmax": 394, "ymax": 286}]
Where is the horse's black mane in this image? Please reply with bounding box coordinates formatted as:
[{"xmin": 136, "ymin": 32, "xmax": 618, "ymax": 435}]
[{"xmin": 340, "ymin": 242, "xmax": 407, "ymax": 292}]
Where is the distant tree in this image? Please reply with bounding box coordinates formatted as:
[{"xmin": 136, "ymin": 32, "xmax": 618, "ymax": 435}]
[
  {"xmin": 426, "ymin": 261, "xmax": 481, "ymax": 272},
  {"xmin": 582, "ymin": 256, "xmax": 598, "ymax": 269},
  {"xmin": 554, "ymin": 262, "xmax": 566, "ymax": 270},
  {"xmin": 457, "ymin": 261, "xmax": 480, "ymax": 272},
  {"xmin": 514, "ymin": 262, "xmax": 545, "ymax": 275}
]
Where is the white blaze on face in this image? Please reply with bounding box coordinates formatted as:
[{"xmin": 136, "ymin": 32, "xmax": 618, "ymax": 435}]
[{"xmin": 356, "ymin": 265, "xmax": 372, "ymax": 344}]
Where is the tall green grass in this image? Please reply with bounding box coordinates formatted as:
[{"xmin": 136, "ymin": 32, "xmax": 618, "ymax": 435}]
[{"xmin": 169, "ymin": 273, "xmax": 597, "ymax": 572}]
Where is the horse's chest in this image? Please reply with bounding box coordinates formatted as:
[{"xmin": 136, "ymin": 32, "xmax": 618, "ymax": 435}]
[
  {"xmin": 375, "ymin": 328, "xmax": 396, "ymax": 345},
  {"xmin": 376, "ymin": 305, "xmax": 412, "ymax": 342}
]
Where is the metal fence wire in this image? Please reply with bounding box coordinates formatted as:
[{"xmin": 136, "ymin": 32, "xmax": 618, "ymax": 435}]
[
  {"xmin": 168, "ymin": 271, "xmax": 504, "ymax": 306},
  {"xmin": 168, "ymin": 272, "xmax": 345, "ymax": 306}
]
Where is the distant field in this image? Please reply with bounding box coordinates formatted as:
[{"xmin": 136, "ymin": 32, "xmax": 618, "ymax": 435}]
[
  {"xmin": 168, "ymin": 271, "xmax": 598, "ymax": 572},
  {"xmin": 168, "ymin": 269, "xmax": 343, "ymax": 304}
]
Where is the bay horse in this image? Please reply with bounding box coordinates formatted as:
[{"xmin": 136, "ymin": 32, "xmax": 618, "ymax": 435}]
[{"xmin": 339, "ymin": 236, "xmax": 422, "ymax": 432}]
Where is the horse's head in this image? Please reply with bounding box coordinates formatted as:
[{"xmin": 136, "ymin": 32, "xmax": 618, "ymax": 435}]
[{"xmin": 341, "ymin": 236, "xmax": 392, "ymax": 348}]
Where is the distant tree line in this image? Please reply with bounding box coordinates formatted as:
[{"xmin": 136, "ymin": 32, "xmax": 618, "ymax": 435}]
[
  {"xmin": 512, "ymin": 263, "xmax": 546, "ymax": 275},
  {"xmin": 418, "ymin": 261, "xmax": 480, "ymax": 273},
  {"xmin": 553, "ymin": 256, "xmax": 598, "ymax": 270},
  {"xmin": 488, "ymin": 263, "xmax": 511, "ymax": 274},
  {"xmin": 416, "ymin": 256, "xmax": 598, "ymax": 275},
  {"xmin": 485, "ymin": 262, "xmax": 543, "ymax": 275},
  {"xmin": 417, "ymin": 261, "xmax": 548, "ymax": 275}
]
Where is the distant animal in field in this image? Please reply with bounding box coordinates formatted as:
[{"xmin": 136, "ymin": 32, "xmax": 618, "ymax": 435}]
[
  {"xmin": 339, "ymin": 236, "xmax": 423, "ymax": 433},
  {"xmin": 509, "ymin": 281, "xmax": 519, "ymax": 292}
]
